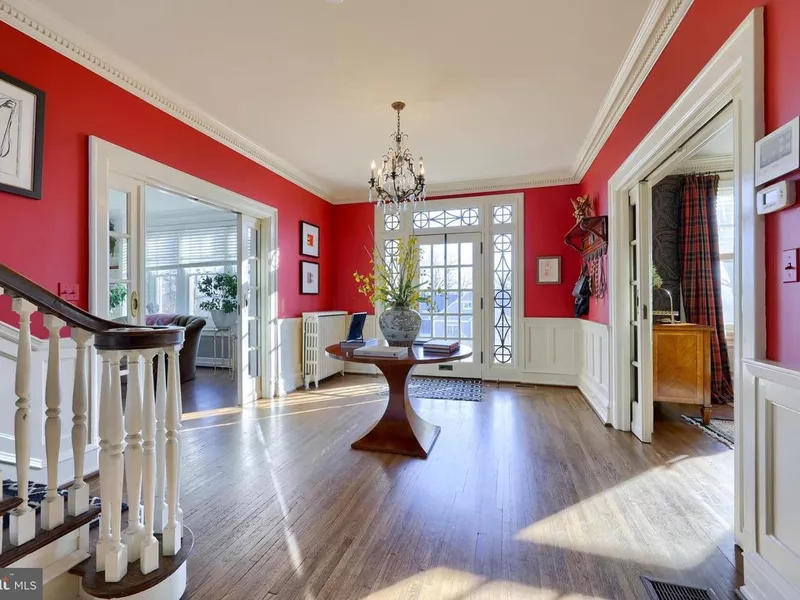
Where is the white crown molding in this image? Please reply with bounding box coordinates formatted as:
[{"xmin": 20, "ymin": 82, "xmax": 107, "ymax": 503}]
[
  {"xmin": 1, "ymin": 0, "xmax": 693, "ymax": 203},
  {"xmin": 571, "ymin": 0, "xmax": 694, "ymax": 180},
  {"xmin": 0, "ymin": 0, "xmax": 333, "ymax": 202}
]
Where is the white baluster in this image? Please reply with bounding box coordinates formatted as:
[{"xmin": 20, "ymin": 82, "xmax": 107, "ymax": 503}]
[
  {"xmin": 68, "ymin": 329, "xmax": 92, "ymax": 516},
  {"xmin": 162, "ymin": 345, "xmax": 182, "ymax": 556},
  {"xmin": 154, "ymin": 350, "xmax": 168, "ymax": 533},
  {"xmin": 176, "ymin": 362, "xmax": 183, "ymax": 527},
  {"xmin": 140, "ymin": 349, "xmax": 159, "ymax": 574},
  {"xmin": 122, "ymin": 352, "xmax": 144, "ymax": 561},
  {"xmin": 96, "ymin": 353, "xmax": 112, "ymax": 571},
  {"xmin": 10, "ymin": 298, "xmax": 36, "ymax": 546},
  {"xmin": 41, "ymin": 314, "xmax": 66, "ymax": 530},
  {"xmin": 105, "ymin": 351, "xmax": 128, "ymax": 582}
]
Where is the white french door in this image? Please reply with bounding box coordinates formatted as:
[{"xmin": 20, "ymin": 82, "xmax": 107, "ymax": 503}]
[
  {"xmin": 416, "ymin": 232, "xmax": 483, "ymax": 378},
  {"xmin": 629, "ymin": 182, "xmax": 653, "ymax": 442},
  {"xmin": 105, "ymin": 173, "xmax": 145, "ymax": 324},
  {"xmin": 237, "ymin": 214, "xmax": 262, "ymax": 405}
]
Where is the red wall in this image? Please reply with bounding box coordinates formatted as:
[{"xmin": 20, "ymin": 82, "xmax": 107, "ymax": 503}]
[
  {"xmin": 332, "ymin": 185, "xmax": 583, "ymax": 319},
  {"xmin": 0, "ymin": 21, "xmax": 334, "ymax": 336},
  {"xmin": 579, "ymin": 0, "xmax": 800, "ymax": 367}
]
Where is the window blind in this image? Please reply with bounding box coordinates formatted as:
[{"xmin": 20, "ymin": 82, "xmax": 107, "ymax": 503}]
[{"xmin": 146, "ymin": 225, "xmax": 237, "ymax": 268}]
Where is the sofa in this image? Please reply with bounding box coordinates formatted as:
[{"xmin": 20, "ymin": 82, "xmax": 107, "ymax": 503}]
[
  {"xmin": 116, "ymin": 314, "xmax": 206, "ymax": 382},
  {"xmin": 144, "ymin": 314, "xmax": 206, "ymax": 382}
]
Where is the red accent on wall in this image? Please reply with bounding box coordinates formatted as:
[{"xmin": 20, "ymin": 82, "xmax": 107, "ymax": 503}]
[
  {"xmin": 578, "ymin": 0, "xmax": 800, "ymax": 368},
  {"xmin": 0, "ymin": 21, "xmax": 334, "ymax": 337},
  {"xmin": 333, "ymin": 185, "xmax": 583, "ymax": 319}
]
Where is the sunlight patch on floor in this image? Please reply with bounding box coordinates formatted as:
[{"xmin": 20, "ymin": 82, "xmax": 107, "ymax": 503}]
[
  {"xmin": 515, "ymin": 457, "xmax": 730, "ymax": 570},
  {"xmin": 360, "ymin": 568, "xmax": 600, "ymax": 600}
]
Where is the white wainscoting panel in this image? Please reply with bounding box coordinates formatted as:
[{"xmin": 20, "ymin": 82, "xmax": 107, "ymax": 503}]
[
  {"xmin": 740, "ymin": 360, "xmax": 800, "ymax": 600},
  {"xmin": 578, "ymin": 319, "xmax": 611, "ymax": 424},
  {"xmin": 276, "ymin": 318, "xmax": 303, "ymax": 395},
  {"xmin": 0, "ymin": 322, "xmax": 98, "ymax": 485},
  {"xmin": 521, "ymin": 319, "xmax": 579, "ymax": 386}
]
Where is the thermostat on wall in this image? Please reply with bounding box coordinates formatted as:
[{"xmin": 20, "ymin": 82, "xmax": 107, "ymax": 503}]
[{"xmin": 757, "ymin": 180, "xmax": 796, "ymax": 215}]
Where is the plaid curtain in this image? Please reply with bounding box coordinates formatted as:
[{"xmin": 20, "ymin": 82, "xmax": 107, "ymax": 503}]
[{"xmin": 679, "ymin": 174, "xmax": 734, "ymax": 404}]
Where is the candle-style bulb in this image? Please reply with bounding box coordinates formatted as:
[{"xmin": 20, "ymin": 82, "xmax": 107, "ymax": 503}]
[{"xmin": 419, "ymin": 157, "xmax": 425, "ymax": 176}]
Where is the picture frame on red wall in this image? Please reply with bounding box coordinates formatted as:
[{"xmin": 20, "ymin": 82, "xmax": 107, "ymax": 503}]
[
  {"xmin": 0, "ymin": 71, "xmax": 45, "ymax": 200},
  {"xmin": 300, "ymin": 220, "xmax": 320, "ymax": 258}
]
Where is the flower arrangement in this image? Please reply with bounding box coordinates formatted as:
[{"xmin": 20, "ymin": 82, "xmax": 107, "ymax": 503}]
[{"xmin": 353, "ymin": 236, "xmax": 434, "ymax": 308}]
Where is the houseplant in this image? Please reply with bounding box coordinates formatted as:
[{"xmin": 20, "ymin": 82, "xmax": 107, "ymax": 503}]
[
  {"xmin": 109, "ymin": 283, "xmax": 127, "ymax": 312},
  {"xmin": 353, "ymin": 236, "xmax": 434, "ymax": 346},
  {"xmin": 197, "ymin": 272, "xmax": 239, "ymax": 329}
]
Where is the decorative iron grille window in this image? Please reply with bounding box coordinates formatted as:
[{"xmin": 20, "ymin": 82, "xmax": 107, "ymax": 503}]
[
  {"xmin": 384, "ymin": 239, "xmax": 400, "ymax": 285},
  {"xmin": 412, "ymin": 207, "xmax": 479, "ymax": 230},
  {"xmin": 492, "ymin": 233, "xmax": 513, "ymax": 364},
  {"xmin": 492, "ymin": 205, "xmax": 513, "ymax": 224},
  {"xmin": 384, "ymin": 212, "xmax": 401, "ymax": 231}
]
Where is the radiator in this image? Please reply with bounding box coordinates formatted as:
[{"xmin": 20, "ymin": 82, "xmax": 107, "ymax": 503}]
[{"xmin": 303, "ymin": 311, "xmax": 347, "ymax": 389}]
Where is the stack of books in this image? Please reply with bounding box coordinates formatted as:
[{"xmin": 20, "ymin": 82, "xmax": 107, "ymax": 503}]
[
  {"xmin": 340, "ymin": 338, "xmax": 378, "ymax": 349},
  {"xmin": 353, "ymin": 345, "xmax": 409, "ymax": 359},
  {"xmin": 422, "ymin": 339, "xmax": 460, "ymax": 354}
]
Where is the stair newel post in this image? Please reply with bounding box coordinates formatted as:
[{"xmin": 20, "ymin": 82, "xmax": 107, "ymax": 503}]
[
  {"xmin": 68, "ymin": 328, "xmax": 93, "ymax": 516},
  {"xmin": 9, "ymin": 297, "xmax": 37, "ymax": 546},
  {"xmin": 96, "ymin": 352, "xmax": 112, "ymax": 570},
  {"xmin": 42, "ymin": 314, "xmax": 66, "ymax": 530},
  {"xmin": 154, "ymin": 349, "xmax": 168, "ymax": 533},
  {"xmin": 162, "ymin": 345, "xmax": 183, "ymax": 556},
  {"xmin": 105, "ymin": 350, "xmax": 128, "ymax": 582},
  {"xmin": 139, "ymin": 348, "xmax": 160, "ymax": 574},
  {"xmin": 122, "ymin": 351, "xmax": 145, "ymax": 561}
]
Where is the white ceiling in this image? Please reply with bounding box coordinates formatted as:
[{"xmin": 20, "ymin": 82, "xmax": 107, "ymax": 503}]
[{"xmin": 31, "ymin": 0, "xmax": 651, "ymax": 201}]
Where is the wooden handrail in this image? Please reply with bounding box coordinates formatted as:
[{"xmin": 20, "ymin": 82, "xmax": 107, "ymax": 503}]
[{"xmin": 0, "ymin": 264, "xmax": 183, "ymax": 350}]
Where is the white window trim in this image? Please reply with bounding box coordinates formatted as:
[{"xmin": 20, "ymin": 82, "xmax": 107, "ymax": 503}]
[{"xmin": 374, "ymin": 193, "xmax": 524, "ymax": 380}]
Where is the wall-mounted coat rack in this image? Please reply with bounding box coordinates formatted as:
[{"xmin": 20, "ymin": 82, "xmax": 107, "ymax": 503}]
[{"xmin": 564, "ymin": 196, "xmax": 608, "ymax": 299}]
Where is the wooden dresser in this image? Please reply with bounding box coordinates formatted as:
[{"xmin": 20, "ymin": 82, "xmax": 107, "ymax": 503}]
[{"xmin": 653, "ymin": 323, "xmax": 714, "ymax": 424}]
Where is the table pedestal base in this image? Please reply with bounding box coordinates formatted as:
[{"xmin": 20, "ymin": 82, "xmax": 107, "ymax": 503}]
[{"xmin": 351, "ymin": 363, "xmax": 440, "ymax": 458}]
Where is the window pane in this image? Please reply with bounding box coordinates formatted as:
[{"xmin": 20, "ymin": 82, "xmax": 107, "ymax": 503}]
[
  {"xmin": 720, "ymin": 259, "xmax": 735, "ymax": 326},
  {"xmin": 146, "ymin": 269, "xmax": 178, "ymax": 315},
  {"xmin": 493, "ymin": 233, "xmax": 513, "ymax": 364},
  {"xmin": 460, "ymin": 291, "xmax": 473, "ymax": 314},
  {"xmin": 460, "ymin": 243, "xmax": 473, "ymax": 266},
  {"xmin": 492, "ymin": 204, "xmax": 513, "ymax": 224},
  {"xmin": 460, "ymin": 267, "xmax": 473, "ymax": 290},
  {"xmin": 446, "ymin": 243, "xmax": 459, "ymax": 266},
  {"xmin": 412, "ymin": 207, "xmax": 480, "ymax": 230}
]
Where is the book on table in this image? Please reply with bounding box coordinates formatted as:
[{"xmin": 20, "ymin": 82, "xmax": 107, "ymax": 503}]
[
  {"xmin": 340, "ymin": 338, "xmax": 378, "ymax": 349},
  {"xmin": 352, "ymin": 345, "xmax": 409, "ymax": 359},
  {"xmin": 422, "ymin": 339, "xmax": 460, "ymax": 354}
]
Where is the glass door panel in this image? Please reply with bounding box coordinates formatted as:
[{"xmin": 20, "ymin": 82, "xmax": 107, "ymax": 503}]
[
  {"xmin": 238, "ymin": 214, "xmax": 262, "ymax": 405},
  {"xmin": 107, "ymin": 174, "xmax": 143, "ymax": 324},
  {"xmin": 416, "ymin": 232, "xmax": 482, "ymax": 379}
]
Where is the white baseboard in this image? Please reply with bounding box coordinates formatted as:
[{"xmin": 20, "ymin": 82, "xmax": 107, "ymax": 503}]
[
  {"xmin": 518, "ymin": 372, "xmax": 579, "ymax": 387},
  {"xmin": 740, "ymin": 551, "xmax": 800, "ymax": 600}
]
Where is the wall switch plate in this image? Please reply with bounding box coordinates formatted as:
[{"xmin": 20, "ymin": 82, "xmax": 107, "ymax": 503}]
[
  {"xmin": 783, "ymin": 249, "xmax": 799, "ymax": 283},
  {"xmin": 58, "ymin": 283, "xmax": 79, "ymax": 301}
]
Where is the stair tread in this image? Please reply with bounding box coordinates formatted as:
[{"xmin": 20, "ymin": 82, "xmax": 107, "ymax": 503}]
[
  {"xmin": 70, "ymin": 525, "xmax": 194, "ymax": 599},
  {"xmin": 0, "ymin": 495, "xmax": 23, "ymax": 515},
  {"xmin": 0, "ymin": 505, "xmax": 101, "ymax": 567}
]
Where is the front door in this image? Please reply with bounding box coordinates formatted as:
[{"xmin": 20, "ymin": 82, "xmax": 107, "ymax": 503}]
[{"xmin": 416, "ymin": 232, "xmax": 483, "ymax": 378}]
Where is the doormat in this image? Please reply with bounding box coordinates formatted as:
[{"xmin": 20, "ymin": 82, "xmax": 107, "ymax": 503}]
[
  {"xmin": 680, "ymin": 416, "xmax": 734, "ymax": 449},
  {"xmin": 381, "ymin": 377, "xmax": 483, "ymax": 402},
  {"xmin": 3, "ymin": 479, "xmax": 127, "ymax": 529}
]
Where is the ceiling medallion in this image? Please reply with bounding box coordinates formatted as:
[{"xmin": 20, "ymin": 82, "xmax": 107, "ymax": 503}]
[{"xmin": 369, "ymin": 101, "xmax": 426, "ymax": 214}]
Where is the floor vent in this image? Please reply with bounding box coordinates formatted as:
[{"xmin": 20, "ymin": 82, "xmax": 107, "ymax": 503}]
[{"xmin": 641, "ymin": 576, "xmax": 719, "ymax": 600}]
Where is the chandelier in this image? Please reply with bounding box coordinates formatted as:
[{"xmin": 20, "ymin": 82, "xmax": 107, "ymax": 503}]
[{"xmin": 368, "ymin": 101, "xmax": 426, "ymax": 213}]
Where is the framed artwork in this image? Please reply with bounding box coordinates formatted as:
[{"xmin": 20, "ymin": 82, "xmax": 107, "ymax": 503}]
[
  {"xmin": 0, "ymin": 72, "xmax": 46, "ymax": 199},
  {"xmin": 300, "ymin": 220, "xmax": 320, "ymax": 258},
  {"xmin": 755, "ymin": 116, "xmax": 799, "ymax": 186},
  {"xmin": 537, "ymin": 256, "xmax": 561, "ymax": 285},
  {"xmin": 300, "ymin": 260, "xmax": 320, "ymax": 295}
]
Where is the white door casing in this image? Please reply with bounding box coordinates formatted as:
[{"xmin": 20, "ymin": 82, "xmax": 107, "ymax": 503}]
[{"xmin": 238, "ymin": 214, "xmax": 262, "ymax": 405}]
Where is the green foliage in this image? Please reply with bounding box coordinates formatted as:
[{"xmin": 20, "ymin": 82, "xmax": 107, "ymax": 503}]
[
  {"xmin": 109, "ymin": 283, "xmax": 127, "ymax": 310},
  {"xmin": 197, "ymin": 273, "xmax": 239, "ymax": 313},
  {"xmin": 652, "ymin": 265, "xmax": 664, "ymax": 290}
]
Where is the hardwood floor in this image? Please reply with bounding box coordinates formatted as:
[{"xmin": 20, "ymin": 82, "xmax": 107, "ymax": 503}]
[{"xmin": 170, "ymin": 375, "xmax": 738, "ymax": 599}]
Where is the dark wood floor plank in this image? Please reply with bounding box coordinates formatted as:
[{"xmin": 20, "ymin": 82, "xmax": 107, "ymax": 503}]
[{"xmin": 165, "ymin": 373, "xmax": 740, "ymax": 600}]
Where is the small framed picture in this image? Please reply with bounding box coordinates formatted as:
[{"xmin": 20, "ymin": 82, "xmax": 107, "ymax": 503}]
[
  {"xmin": 300, "ymin": 260, "xmax": 320, "ymax": 295},
  {"xmin": 537, "ymin": 256, "xmax": 561, "ymax": 285},
  {"xmin": 0, "ymin": 72, "xmax": 46, "ymax": 199},
  {"xmin": 300, "ymin": 221, "xmax": 320, "ymax": 258},
  {"xmin": 756, "ymin": 116, "xmax": 800, "ymax": 186}
]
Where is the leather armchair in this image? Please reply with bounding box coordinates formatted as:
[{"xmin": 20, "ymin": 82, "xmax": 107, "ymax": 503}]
[{"xmin": 144, "ymin": 314, "xmax": 207, "ymax": 382}]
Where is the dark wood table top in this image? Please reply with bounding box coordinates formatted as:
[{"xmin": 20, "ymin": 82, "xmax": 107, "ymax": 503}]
[{"xmin": 325, "ymin": 343, "xmax": 472, "ymax": 366}]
